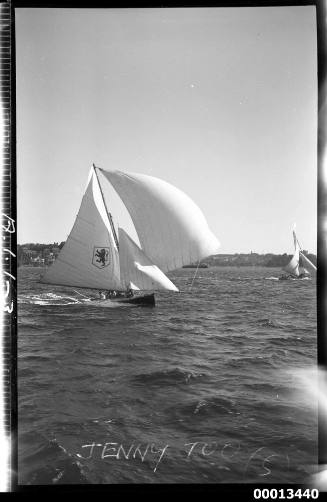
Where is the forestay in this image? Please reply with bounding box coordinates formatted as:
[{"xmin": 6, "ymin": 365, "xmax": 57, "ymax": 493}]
[
  {"xmin": 100, "ymin": 169, "xmax": 220, "ymax": 272},
  {"xmin": 41, "ymin": 167, "xmax": 121, "ymax": 290}
]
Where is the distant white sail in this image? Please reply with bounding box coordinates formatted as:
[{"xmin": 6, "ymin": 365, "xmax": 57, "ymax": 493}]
[
  {"xmin": 299, "ymin": 252, "xmax": 317, "ymax": 275},
  {"xmin": 100, "ymin": 169, "xmax": 220, "ymax": 272},
  {"xmin": 41, "ymin": 167, "xmax": 121, "ymax": 289},
  {"xmin": 283, "ymin": 239, "xmax": 300, "ymax": 277},
  {"xmin": 118, "ymin": 227, "xmax": 179, "ymax": 291}
]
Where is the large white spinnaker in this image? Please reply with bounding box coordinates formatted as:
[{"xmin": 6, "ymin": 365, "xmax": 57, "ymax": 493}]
[
  {"xmin": 118, "ymin": 228, "xmax": 179, "ymax": 291},
  {"xmin": 41, "ymin": 166, "xmax": 121, "ymax": 290},
  {"xmin": 299, "ymin": 252, "xmax": 317, "ymax": 275},
  {"xmin": 99, "ymin": 169, "xmax": 220, "ymax": 273}
]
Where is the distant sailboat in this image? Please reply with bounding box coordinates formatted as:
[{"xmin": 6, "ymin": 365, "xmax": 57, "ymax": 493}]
[
  {"xmin": 280, "ymin": 230, "xmax": 316, "ymax": 280},
  {"xmin": 40, "ymin": 164, "xmax": 220, "ymax": 305}
]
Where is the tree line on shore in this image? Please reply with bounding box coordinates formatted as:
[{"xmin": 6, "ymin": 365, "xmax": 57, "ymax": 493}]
[
  {"xmin": 17, "ymin": 242, "xmax": 65, "ymax": 266},
  {"xmin": 17, "ymin": 242, "xmax": 317, "ymax": 268}
]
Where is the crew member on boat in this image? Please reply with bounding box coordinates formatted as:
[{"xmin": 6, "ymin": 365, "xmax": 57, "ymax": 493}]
[
  {"xmin": 98, "ymin": 290, "xmax": 116, "ymax": 299},
  {"xmin": 99, "ymin": 289, "xmax": 133, "ymax": 299}
]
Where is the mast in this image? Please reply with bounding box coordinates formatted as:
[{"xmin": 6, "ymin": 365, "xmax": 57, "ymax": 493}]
[{"xmin": 93, "ymin": 163, "xmax": 119, "ymax": 250}]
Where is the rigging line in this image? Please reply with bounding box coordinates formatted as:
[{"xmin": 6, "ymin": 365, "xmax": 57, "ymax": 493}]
[
  {"xmin": 93, "ymin": 163, "xmax": 119, "ymax": 249},
  {"xmin": 190, "ymin": 260, "xmax": 201, "ymax": 290}
]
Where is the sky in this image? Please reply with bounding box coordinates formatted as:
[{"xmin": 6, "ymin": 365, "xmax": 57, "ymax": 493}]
[{"xmin": 16, "ymin": 6, "xmax": 317, "ymax": 254}]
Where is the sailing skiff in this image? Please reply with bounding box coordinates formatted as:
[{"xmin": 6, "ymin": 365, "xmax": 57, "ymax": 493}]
[
  {"xmin": 41, "ymin": 164, "xmax": 220, "ymax": 306},
  {"xmin": 279, "ymin": 230, "xmax": 316, "ymax": 280}
]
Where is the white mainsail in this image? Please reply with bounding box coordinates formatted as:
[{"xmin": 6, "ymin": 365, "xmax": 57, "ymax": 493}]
[
  {"xmin": 118, "ymin": 228, "xmax": 179, "ymax": 291},
  {"xmin": 41, "ymin": 166, "xmax": 121, "ymax": 290},
  {"xmin": 100, "ymin": 169, "xmax": 220, "ymax": 272},
  {"xmin": 283, "ymin": 231, "xmax": 300, "ymax": 277}
]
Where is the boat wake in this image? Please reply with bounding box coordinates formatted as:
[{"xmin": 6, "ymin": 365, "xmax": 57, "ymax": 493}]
[
  {"xmin": 87, "ymin": 299, "xmax": 137, "ymax": 308},
  {"xmin": 265, "ymin": 276, "xmax": 279, "ymax": 281},
  {"xmin": 18, "ymin": 292, "xmax": 93, "ymax": 306},
  {"xmin": 19, "ymin": 292, "xmax": 145, "ymax": 308}
]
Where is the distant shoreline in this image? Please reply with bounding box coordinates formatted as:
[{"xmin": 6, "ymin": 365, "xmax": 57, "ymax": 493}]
[
  {"xmin": 18, "ymin": 264, "xmax": 288, "ymax": 270},
  {"xmin": 17, "ymin": 243, "xmax": 317, "ymax": 269}
]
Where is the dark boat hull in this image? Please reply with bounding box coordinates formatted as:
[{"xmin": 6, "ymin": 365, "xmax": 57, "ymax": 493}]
[
  {"xmin": 114, "ymin": 293, "xmax": 155, "ymax": 306},
  {"xmin": 98, "ymin": 293, "xmax": 155, "ymax": 306}
]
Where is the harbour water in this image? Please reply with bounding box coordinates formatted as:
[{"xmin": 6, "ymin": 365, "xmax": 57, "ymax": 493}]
[{"xmin": 18, "ymin": 266, "xmax": 317, "ymax": 484}]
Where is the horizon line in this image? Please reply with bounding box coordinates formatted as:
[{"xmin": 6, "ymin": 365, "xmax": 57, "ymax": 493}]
[{"xmin": 17, "ymin": 242, "xmax": 317, "ymax": 256}]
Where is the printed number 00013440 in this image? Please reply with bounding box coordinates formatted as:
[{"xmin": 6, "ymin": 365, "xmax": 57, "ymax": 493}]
[{"xmin": 253, "ymin": 488, "xmax": 319, "ymax": 499}]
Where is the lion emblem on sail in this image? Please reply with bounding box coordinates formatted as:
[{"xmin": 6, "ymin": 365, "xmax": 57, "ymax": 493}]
[{"xmin": 92, "ymin": 247, "xmax": 110, "ymax": 268}]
